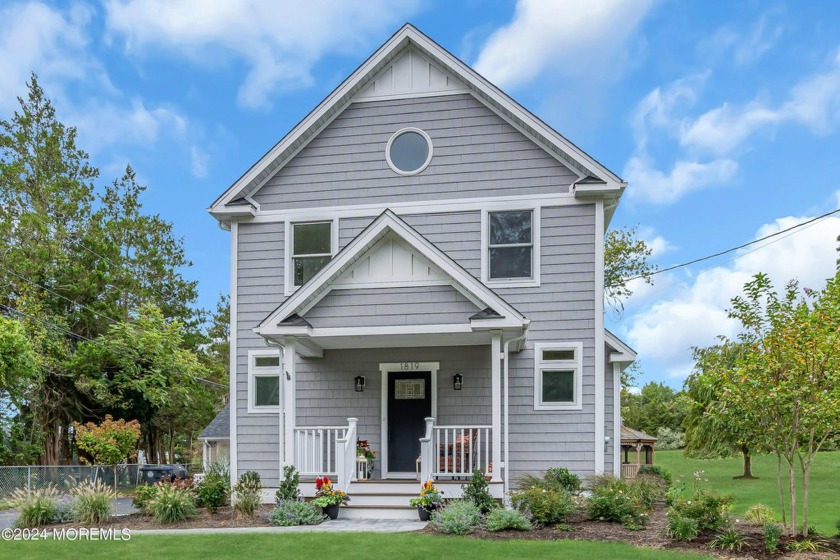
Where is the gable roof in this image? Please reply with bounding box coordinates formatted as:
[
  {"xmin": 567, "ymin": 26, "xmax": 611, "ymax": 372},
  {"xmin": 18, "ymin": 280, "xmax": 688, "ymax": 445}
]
[
  {"xmin": 621, "ymin": 425, "xmax": 657, "ymax": 443},
  {"xmin": 199, "ymin": 403, "xmax": 230, "ymax": 440},
  {"xmin": 605, "ymin": 329, "xmax": 637, "ymax": 366},
  {"xmin": 209, "ymin": 23, "xmax": 624, "ymax": 219},
  {"xmin": 256, "ymin": 209, "xmax": 527, "ymax": 337}
]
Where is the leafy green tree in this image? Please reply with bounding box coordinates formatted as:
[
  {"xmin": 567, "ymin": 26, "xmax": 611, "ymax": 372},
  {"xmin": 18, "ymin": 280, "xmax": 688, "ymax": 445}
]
[
  {"xmin": 605, "ymin": 226, "xmax": 656, "ymax": 315},
  {"xmin": 0, "ymin": 316, "xmax": 38, "ymax": 404},
  {"xmin": 621, "ymin": 382, "xmax": 688, "ymax": 437},
  {"xmin": 683, "ymin": 342, "xmax": 760, "ymax": 479}
]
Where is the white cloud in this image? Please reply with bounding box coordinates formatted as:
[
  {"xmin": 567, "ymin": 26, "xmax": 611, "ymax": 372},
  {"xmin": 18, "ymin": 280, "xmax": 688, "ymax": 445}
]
[
  {"xmin": 698, "ymin": 13, "xmax": 784, "ymax": 66},
  {"xmin": 626, "ymin": 48, "xmax": 840, "ymax": 204},
  {"xmin": 473, "ymin": 0, "xmax": 655, "ymax": 90},
  {"xmin": 625, "ymin": 212, "xmax": 840, "ymax": 380},
  {"xmin": 190, "ymin": 145, "xmax": 209, "ymax": 179},
  {"xmin": 103, "ymin": 0, "xmax": 419, "ymax": 109}
]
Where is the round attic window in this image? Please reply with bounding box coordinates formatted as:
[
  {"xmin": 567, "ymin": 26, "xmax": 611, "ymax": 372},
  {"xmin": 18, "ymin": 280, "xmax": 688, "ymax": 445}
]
[{"xmin": 386, "ymin": 128, "xmax": 433, "ymax": 175}]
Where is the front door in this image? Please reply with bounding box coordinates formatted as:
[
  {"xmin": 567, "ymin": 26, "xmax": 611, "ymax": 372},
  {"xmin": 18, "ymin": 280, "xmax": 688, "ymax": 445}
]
[{"xmin": 387, "ymin": 371, "xmax": 432, "ymax": 473}]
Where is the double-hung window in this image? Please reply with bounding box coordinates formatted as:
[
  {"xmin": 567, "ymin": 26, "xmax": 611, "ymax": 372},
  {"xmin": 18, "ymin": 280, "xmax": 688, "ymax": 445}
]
[
  {"xmin": 291, "ymin": 221, "xmax": 333, "ymax": 288},
  {"xmin": 534, "ymin": 342, "xmax": 582, "ymax": 410},
  {"xmin": 248, "ymin": 351, "xmax": 281, "ymax": 413},
  {"xmin": 484, "ymin": 209, "xmax": 539, "ymax": 286}
]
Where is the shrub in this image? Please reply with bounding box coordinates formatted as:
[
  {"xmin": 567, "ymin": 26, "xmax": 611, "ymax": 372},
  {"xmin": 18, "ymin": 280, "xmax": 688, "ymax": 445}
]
[
  {"xmin": 71, "ymin": 480, "xmax": 115, "ymax": 524},
  {"xmin": 150, "ymin": 484, "xmax": 198, "ymax": 524},
  {"xmin": 631, "ymin": 475, "xmax": 667, "ymax": 509},
  {"xmin": 485, "ymin": 507, "xmax": 532, "ymax": 531},
  {"xmin": 275, "ymin": 465, "xmax": 301, "ymax": 503},
  {"xmin": 195, "ymin": 474, "xmax": 229, "ymax": 513},
  {"xmin": 462, "ymin": 469, "xmax": 498, "ymax": 514},
  {"xmin": 233, "ymin": 471, "xmax": 263, "ymax": 518},
  {"xmin": 637, "ymin": 465, "xmax": 673, "ymax": 486},
  {"xmin": 519, "ymin": 467, "xmax": 582, "ymax": 495},
  {"xmin": 666, "ymin": 515, "xmax": 700, "ymax": 541},
  {"xmin": 787, "ymin": 537, "xmax": 830, "ymax": 552},
  {"xmin": 744, "ymin": 503, "xmax": 775, "ymax": 525},
  {"xmin": 510, "ymin": 487, "xmax": 575, "ymax": 524},
  {"xmin": 764, "ymin": 523, "xmax": 782, "ymax": 553},
  {"xmin": 709, "ymin": 528, "xmax": 751, "ymax": 551},
  {"xmin": 431, "ymin": 500, "xmax": 482, "ymax": 535},
  {"xmin": 9, "ymin": 486, "xmax": 58, "ymax": 528},
  {"xmin": 667, "ymin": 489, "xmax": 732, "ymax": 532},
  {"xmin": 268, "ymin": 500, "xmax": 324, "ymax": 526},
  {"xmin": 132, "ymin": 483, "xmax": 160, "ymax": 515},
  {"xmin": 655, "ymin": 427, "xmax": 684, "ymax": 450},
  {"xmin": 586, "ymin": 477, "xmax": 646, "ymax": 526},
  {"xmin": 237, "ymin": 471, "xmax": 262, "ymax": 493},
  {"xmin": 54, "ymin": 496, "xmax": 75, "ymax": 524},
  {"xmin": 206, "ymin": 459, "xmax": 230, "ymax": 481}
]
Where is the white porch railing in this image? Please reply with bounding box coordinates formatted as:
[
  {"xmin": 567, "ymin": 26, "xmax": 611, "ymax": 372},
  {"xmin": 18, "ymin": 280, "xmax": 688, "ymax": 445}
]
[
  {"xmin": 335, "ymin": 418, "xmax": 358, "ymax": 492},
  {"xmin": 293, "ymin": 426, "xmax": 347, "ymax": 476},
  {"xmin": 420, "ymin": 418, "xmax": 492, "ymax": 479}
]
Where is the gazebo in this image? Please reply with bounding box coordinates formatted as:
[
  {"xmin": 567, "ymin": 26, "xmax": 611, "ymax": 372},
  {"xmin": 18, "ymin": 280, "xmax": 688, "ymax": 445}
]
[{"xmin": 620, "ymin": 425, "xmax": 656, "ymax": 479}]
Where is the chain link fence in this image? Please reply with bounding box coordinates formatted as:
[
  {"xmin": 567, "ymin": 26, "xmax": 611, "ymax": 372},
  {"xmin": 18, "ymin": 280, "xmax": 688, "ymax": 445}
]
[{"xmin": 0, "ymin": 464, "xmax": 177, "ymax": 499}]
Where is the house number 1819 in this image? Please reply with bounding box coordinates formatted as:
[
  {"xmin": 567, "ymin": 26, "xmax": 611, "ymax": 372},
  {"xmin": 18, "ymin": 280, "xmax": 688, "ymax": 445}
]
[{"xmin": 400, "ymin": 362, "xmax": 421, "ymax": 371}]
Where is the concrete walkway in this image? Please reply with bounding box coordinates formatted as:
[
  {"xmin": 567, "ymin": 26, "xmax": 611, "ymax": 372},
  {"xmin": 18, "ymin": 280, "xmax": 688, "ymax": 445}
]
[{"xmin": 132, "ymin": 518, "xmax": 427, "ymax": 535}]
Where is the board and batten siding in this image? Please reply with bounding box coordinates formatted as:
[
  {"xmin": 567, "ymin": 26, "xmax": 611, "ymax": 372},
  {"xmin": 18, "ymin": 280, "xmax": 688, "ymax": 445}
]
[
  {"xmin": 303, "ymin": 285, "xmax": 480, "ymax": 328},
  {"xmin": 295, "ymin": 345, "xmax": 491, "ymax": 465},
  {"xmin": 235, "ymin": 222, "xmax": 285, "ymax": 486},
  {"xmin": 252, "ymin": 93, "xmax": 578, "ymax": 211}
]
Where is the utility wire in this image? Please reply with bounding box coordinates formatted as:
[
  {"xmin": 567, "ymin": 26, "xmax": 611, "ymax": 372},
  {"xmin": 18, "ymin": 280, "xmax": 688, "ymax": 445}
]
[
  {"xmin": 0, "ymin": 263, "xmax": 120, "ymax": 325},
  {"xmin": 621, "ymin": 207, "xmax": 840, "ymax": 283}
]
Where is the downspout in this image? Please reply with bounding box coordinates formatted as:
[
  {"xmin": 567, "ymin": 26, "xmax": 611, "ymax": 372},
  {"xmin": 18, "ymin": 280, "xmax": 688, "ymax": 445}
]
[{"xmin": 502, "ymin": 324, "xmax": 529, "ymax": 505}]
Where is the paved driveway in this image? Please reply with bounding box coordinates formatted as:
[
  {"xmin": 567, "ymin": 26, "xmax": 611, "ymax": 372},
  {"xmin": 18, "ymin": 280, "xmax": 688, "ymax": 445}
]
[{"xmin": 0, "ymin": 497, "xmax": 136, "ymax": 530}]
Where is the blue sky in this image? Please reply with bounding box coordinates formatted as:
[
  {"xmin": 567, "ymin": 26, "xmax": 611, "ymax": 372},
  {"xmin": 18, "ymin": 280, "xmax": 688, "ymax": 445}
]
[{"xmin": 3, "ymin": 1, "xmax": 840, "ymax": 388}]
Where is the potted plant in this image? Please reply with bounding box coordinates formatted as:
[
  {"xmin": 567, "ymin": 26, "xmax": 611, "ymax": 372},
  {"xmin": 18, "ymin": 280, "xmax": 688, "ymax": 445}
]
[
  {"xmin": 409, "ymin": 480, "xmax": 443, "ymax": 521},
  {"xmin": 312, "ymin": 476, "xmax": 349, "ymax": 519},
  {"xmin": 356, "ymin": 439, "xmax": 376, "ymax": 479}
]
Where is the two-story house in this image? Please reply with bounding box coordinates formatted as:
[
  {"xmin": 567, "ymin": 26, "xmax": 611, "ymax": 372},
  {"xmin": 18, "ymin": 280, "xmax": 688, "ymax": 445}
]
[{"xmin": 208, "ymin": 24, "xmax": 636, "ymax": 518}]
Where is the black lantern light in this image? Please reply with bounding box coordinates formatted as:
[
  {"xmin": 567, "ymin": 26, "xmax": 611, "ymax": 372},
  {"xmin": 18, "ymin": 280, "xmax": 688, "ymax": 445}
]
[
  {"xmin": 354, "ymin": 375, "xmax": 366, "ymax": 392},
  {"xmin": 453, "ymin": 373, "xmax": 463, "ymax": 390}
]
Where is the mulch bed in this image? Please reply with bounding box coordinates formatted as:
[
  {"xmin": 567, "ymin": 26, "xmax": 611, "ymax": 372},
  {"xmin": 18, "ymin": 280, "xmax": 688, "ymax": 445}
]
[
  {"xmin": 54, "ymin": 505, "xmax": 275, "ymax": 531},
  {"xmin": 425, "ymin": 505, "xmax": 840, "ymax": 559}
]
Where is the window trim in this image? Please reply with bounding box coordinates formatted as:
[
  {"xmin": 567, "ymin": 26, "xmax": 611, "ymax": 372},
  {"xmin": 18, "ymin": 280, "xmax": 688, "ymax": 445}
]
[
  {"xmin": 247, "ymin": 349, "xmax": 282, "ymax": 414},
  {"xmin": 481, "ymin": 207, "xmax": 540, "ymax": 288},
  {"xmin": 534, "ymin": 342, "xmax": 583, "ymax": 411},
  {"xmin": 385, "ymin": 127, "xmax": 433, "ymax": 176},
  {"xmin": 284, "ymin": 217, "xmax": 339, "ymax": 296}
]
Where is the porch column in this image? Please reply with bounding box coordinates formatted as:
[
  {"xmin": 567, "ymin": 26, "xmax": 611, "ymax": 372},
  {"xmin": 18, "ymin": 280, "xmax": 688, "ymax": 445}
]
[
  {"xmin": 491, "ymin": 331, "xmax": 502, "ymax": 482},
  {"xmin": 283, "ymin": 340, "xmax": 297, "ymax": 467}
]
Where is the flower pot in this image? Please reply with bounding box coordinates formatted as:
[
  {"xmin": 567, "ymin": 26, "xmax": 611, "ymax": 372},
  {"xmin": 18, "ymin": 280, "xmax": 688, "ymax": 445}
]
[
  {"xmin": 322, "ymin": 504, "xmax": 340, "ymax": 520},
  {"xmin": 417, "ymin": 506, "xmax": 431, "ymax": 521}
]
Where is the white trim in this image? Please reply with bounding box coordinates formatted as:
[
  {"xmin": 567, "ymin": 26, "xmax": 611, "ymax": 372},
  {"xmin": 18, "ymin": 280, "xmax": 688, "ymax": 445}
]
[
  {"xmin": 379, "ymin": 362, "xmax": 439, "ymax": 478},
  {"xmin": 594, "ymin": 199, "xmax": 605, "ymax": 474},
  {"xmin": 284, "ymin": 217, "xmax": 339, "ymax": 296},
  {"xmin": 247, "ymin": 349, "xmax": 282, "ymax": 414},
  {"xmin": 481, "ymin": 207, "xmax": 541, "ymax": 288},
  {"xmin": 533, "ymin": 342, "xmax": 584, "ymax": 411},
  {"xmin": 385, "ymin": 127, "xmax": 433, "ymax": 176},
  {"xmin": 613, "ymin": 362, "xmax": 621, "ymax": 477},
  {"xmin": 248, "ymin": 192, "xmax": 577, "ymax": 224},
  {"xmin": 283, "ymin": 341, "xmax": 296, "ymax": 467},
  {"xmin": 229, "ymin": 222, "xmax": 238, "ymax": 484},
  {"xmin": 354, "ymin": 89, "xmax": 466, "ymax": 103}
]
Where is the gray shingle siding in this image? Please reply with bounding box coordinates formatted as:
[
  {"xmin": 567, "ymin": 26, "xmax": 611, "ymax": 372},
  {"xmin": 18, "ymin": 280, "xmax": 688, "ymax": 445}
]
[{"xmin": 252, "ymin": 94, "xmax": 578, "ymax": 211}]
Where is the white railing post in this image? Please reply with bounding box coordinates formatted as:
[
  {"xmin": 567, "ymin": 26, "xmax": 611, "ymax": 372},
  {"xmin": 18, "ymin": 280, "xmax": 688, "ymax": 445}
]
[
  {"xmin": 419, "ymin": 417, "xmax": 435, "ymax": 482},
  {"xmin": 336, "ymin": 418, "xmax": 357, "ymax": 492}
]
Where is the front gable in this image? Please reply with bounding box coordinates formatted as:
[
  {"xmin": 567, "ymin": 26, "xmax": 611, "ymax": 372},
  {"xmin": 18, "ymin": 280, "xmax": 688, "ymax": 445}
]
[
  {"xmin": 354, "ymin": 46, "xmax": 467, "ymax": 101},
  {"xmin": 332, "ymin": 233, "xmax": 448, "ymax": 289}
]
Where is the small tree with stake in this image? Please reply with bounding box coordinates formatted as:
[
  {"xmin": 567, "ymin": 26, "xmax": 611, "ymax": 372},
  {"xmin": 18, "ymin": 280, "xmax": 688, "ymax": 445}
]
[{"xmin": 74, "ymin": 415, "xmax": 141, "ymax": 492}]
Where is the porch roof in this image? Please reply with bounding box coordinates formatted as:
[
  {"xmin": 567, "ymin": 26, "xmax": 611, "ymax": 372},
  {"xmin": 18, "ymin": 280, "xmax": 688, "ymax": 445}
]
[{"xmin": 255, "ymin": 210, "xmax": 529, "ymax": 356}]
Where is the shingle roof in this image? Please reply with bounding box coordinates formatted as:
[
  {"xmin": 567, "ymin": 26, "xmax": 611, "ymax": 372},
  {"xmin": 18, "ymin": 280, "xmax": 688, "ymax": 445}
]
[
  {"xmin": 621, "ymin": 425, "xmax": 657, "ymax": 442},
  {"xmin": 199, "ymin": 403, "xmax": 230, "ymax": 440}
]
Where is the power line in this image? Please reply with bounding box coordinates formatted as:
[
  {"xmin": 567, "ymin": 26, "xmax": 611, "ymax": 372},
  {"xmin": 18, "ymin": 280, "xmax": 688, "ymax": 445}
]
[
  {"xmin": 0, "ymin": 263, "xmax": 120, "ymax": 325},
  {"xmin": 0, "ymin": 302, "xmax": 98, "ymax": 344},
  {"xmin": 622, "ymin": 207, "xmax": 840, "ymax": 283}
]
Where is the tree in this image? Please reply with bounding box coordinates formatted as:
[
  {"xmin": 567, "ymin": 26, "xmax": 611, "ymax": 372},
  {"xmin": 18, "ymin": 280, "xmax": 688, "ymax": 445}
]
[
  {"xmin": 74, "ymin": 415, "xmax": 141, "ymax": 491},
  {"xmin": 712, "ymin": 272, "xmax": 840, "ymax": 535},
  {"xmin": 605, "ymin": 226, "xmax": 656, "ymax": 315},
  {"xmin": 683, "ymin": 342, "xmax": 760, "ymax": 479},
  {"xmin": 0, "ymin": 316, "xmax": 38, "ymax": 405},
  {"xmin": 621, "ymin": 381, "xmax": 688, "ymax": 437}
]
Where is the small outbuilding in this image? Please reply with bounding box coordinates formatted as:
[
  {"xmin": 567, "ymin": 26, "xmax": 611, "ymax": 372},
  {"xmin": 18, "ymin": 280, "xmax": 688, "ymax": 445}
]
[
  {"xmin": 620, "ymin": 425, "xmax": 656, "ymax": 479},
  {"xmin": 199, "ymin": 403, "xmax": 230, "ymax": 470}
]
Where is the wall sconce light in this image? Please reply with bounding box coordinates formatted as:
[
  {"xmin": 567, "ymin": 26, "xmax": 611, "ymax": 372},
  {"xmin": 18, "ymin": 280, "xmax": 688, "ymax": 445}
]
[
  {"xmin": 453, "ymin": 373, "xmax": 463, "ymax": 391},
  {"xmin": 354, "ymin": 376, "xmax": 366, "ymax": 392}
]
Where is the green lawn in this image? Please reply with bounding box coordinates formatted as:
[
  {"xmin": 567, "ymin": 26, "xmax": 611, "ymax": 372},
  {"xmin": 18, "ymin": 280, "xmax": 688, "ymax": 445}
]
[
  {"xmin": 3, "ymin": 533, "xmax": 712, "ymax": 559},
  {"xmin": 657, "ymin": 449, "xmax": 840, "ymax": 534}
]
